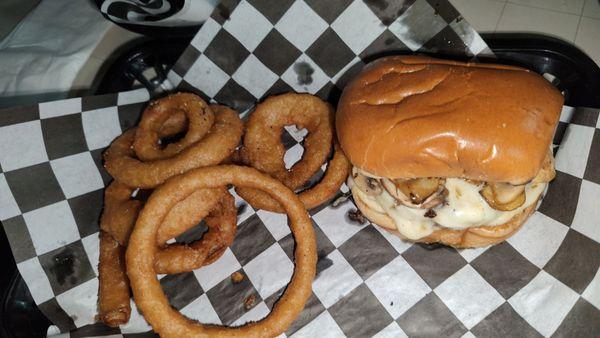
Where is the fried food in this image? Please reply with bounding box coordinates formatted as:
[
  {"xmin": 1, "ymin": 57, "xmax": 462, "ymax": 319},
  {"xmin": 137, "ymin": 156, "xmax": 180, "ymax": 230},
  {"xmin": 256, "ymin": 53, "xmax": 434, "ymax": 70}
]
[
  {"xmin": 98, "ymin": 95, "xmax": 243, "ymax": 327},
  {"xmin": 98, "ymin": 231, "xmax": 130, "ymax": 327},
  {"xmin": 99, "ymin": 182, "xmax": 142, "ymax": 246},
  {"xmin": 126, "ymin": 165, "xmax": 317, "ymax": 337},
  {"xmin": 100, "ymin": 181, "xmax": 236, "ymax": 272},
  {"xmin": 231, "ymin": 271, "xmax": 245, "ymax": 283},
  {"xmin": 338, "ymin": 55, "xmax": 562, "ymax": 247},
  {"xmin": 237, "ymin": 142, "xmax": 351, "ymax": 212},
  {"xmin": 237, "ymin": 93, "xmax": 350, "ymax": 212},
  {"xmin": 104, "ymin": 104, "xmax": 243, "ymax": 189},
  {"xmin": 134, "ymin": 93, "xmax": 215, "ymax": 161},
  {"xmin": 240, "ymin": 93, "xmax": 333, "ymax": 189},
  {"xmin": 154, "ymin": 191, "xmax": 237, "ymax": 274},
  {"xmin": 98, "ymin": 183, "xmax": 235, "ymax": 326},
  {"xmin": 157, "ymin": 187, "xmax": 226, "ymax": 245}
]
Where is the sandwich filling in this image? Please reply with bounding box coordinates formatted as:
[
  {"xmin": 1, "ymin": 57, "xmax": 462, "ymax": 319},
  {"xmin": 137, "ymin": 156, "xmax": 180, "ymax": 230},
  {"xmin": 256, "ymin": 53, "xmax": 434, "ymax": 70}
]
[{"xmin": 349, "ymin": 167, "xmax": 546, "ymax": 240}]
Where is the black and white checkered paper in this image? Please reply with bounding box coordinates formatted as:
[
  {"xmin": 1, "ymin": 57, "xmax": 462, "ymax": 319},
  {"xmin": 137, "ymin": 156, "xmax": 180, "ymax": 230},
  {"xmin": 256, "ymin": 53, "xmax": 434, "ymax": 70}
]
[
  {"xmin": 166, "ymin": 0, "xmax": 490, "ymax": 112},
  {"xmin": 0, "ymin": 0, "xmax": 599, "ymax": 337}
]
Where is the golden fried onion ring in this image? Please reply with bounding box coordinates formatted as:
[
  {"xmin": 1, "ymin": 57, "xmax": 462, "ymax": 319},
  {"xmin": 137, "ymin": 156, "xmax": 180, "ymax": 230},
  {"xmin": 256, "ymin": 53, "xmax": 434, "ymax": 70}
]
[
  {"xmin": 134, "ymin": 93, "xmax": 215, "ymax": 161},
  {"xmin": 154, "ymin": 191, "xmax": 237, "ymax": 275},
  {"xmin": 126, "ymin": 165, "xmax": 317, "ymax": 337},
  {"xmin": 100, "ymin": 181, "xmax": 236, "ymax": 274},
  {"xmin": 104, "ymin": 105, "xmax": 243, "ymax": 189},
  {"xmin": 240, "ymin": 93, "xmax": 333, "ymax": 190},
  {"xmin": 236, "ymin": 142, "xmax": 351, "ymax": 213}
]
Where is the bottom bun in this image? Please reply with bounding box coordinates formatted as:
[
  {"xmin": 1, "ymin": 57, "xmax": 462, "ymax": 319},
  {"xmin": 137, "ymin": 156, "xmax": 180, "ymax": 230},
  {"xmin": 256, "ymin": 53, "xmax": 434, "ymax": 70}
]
[{"xmin": 352, "ymin": 186, "xmax": 539, "ymax": 248}]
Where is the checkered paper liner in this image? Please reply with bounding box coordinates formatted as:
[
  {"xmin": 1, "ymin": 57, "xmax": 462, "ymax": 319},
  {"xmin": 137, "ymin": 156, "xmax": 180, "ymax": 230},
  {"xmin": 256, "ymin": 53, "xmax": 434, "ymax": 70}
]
[
  {"xmin": 1, "ymin": 90, "xmax": 599, "ymax": 338},
  {"xmin": 165, "ymin": 0, "xmax": 491, "ymax": 112},
  {"xmin": 0, "ymin": 0, "xmax": 598, "ymax": 336}
]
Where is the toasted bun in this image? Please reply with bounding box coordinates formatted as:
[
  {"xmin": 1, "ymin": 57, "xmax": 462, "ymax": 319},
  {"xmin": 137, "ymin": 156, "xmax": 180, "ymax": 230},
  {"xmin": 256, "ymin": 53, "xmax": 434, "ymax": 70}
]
[
  {"xmin": 336, "ymin": 55, "xmax": 563, "ymax": 184},
  {"xmin": 352, "ymin": 185, "xmax": 537, "ymax": 248}
]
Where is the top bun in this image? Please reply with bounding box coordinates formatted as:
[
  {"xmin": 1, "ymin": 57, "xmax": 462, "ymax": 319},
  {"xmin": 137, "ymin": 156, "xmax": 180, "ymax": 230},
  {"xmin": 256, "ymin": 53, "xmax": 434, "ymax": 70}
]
[{"xmin": 336, "ymin": 55, "xmax": 563, "ymax": 184}]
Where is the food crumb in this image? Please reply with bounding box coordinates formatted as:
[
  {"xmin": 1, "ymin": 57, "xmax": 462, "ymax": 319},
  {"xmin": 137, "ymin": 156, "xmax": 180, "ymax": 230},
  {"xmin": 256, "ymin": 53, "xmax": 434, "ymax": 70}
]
[
  {"xmin": 244, "ymin": 294, "xmax": 256, "ymax": 310},
  {"xmin": 348, "ymin": 209, "xmax": 367, "ymax": 224},
  {"xmin": 231, "ymin": 271, "xmax": 245, "ymax": 284}
]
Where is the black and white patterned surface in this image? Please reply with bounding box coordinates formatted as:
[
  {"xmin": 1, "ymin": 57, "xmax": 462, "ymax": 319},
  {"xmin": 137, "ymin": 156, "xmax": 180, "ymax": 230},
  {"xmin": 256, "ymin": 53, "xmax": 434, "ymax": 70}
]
[
  {"xmin": 166, "ymin": 0, "xmax": 490, "ymax": 112},
  {"xmin": 0, "ymin": 0, "xmax": 599, "ymax": 337}
]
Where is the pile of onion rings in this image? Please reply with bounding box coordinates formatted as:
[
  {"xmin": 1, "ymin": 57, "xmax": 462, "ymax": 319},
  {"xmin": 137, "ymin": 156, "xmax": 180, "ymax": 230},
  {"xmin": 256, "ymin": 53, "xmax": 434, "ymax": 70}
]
[
  {"xmin": 236, "ymin": 93, "xmax": 351, "ymax": 213},
  {"xmin": 97, "ymin": 91, "xmax": 344, "ymax": 335},
  {"xmin": 104, "ymin": 95, "xmax": 244, "ymax": 189},
  {"xmin": 98, "ymin": 93, "xmax": 243, "ymax": 327}
]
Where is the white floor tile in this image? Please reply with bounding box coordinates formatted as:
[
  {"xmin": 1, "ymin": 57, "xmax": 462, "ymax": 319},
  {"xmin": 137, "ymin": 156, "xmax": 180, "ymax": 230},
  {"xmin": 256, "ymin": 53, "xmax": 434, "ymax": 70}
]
[
  {"xmin": 508, "ymin": 0, "xmax": 585, "ymax": 15},
  {"xmin": 583, "ymin": 0, "xmax": 600, "ymax": 18},
  {"xmin": 497, "ymin": 3, "xmax": 580, "ymax": 42},
  {"xmin": 575, "ymin": 16, "xmax": 600, "ymax": 66},
  {"xmin": 449, "ymin": 0, "xmax": 506, "ymax": 31}
]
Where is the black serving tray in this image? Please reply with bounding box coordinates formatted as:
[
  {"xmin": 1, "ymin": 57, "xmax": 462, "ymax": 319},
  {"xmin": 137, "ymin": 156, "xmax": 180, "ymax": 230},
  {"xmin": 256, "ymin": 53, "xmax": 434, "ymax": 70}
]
[{"xmin": 1, "ymin": 33, "xmax": 599, "ymax": 338}]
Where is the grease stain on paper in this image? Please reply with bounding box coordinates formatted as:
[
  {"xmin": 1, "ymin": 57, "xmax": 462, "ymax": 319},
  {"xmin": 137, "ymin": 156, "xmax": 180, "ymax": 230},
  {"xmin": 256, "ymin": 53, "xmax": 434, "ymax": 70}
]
[
  {"xmin": 294, "ymin": 62, "xmax": 314, "ymax": 86},
  {"xmin": 49, "ymin": 247, "xmax": 77, "ymax": 286}
]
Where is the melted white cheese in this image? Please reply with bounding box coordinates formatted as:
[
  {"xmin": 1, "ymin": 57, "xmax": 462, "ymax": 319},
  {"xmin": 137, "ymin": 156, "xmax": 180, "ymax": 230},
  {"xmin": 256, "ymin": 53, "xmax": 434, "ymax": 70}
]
[{"xmin": 350, "ymin": 172, "xmax": 546, "ymax": 240}]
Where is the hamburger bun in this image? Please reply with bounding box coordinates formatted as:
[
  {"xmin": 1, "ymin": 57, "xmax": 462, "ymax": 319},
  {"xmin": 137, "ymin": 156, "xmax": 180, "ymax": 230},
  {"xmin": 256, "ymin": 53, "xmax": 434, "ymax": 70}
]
[{"xmin": 336, "ymin": 55, "xmax": 563, "ymax": 185}]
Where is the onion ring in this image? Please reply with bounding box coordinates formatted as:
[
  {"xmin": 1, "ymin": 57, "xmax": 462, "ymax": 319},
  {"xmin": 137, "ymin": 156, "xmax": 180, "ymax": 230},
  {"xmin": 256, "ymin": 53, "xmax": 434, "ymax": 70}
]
[
  {"xmin": 237, "ymin": 142, "xmax": 351, "ymax": 212},
  {"xmin": 134, "ymin": 93, "xmax": 215, "ymax": 161},
  {"xmin": 240, "ymin": 93, "xmax": 333, "ymax": 189},
  {"xmin": 158, "ymin": 111, "xmax": 187, "ymax": 140},
  {"xmin": 104, "ymin": 104, "xmax": 243, "ymax": 189},
  {"xmin": 99, "ymin": 181, "xmax": 236, "ymax": 274},
  {"xmin": 157, "ymin": 188, "xmax": 226, "ymax": 245},
  {"xmin": 98, "ymin": 231, "xmax": 130, "ymax": 327},
  {"xmin": 126, "ymin": 165, "xmax": 317, "ymax": 337},
  {"xmin": 98, "ymin": 183, "xmax": 234, "ymax": 326},
  {"xmin": 154, "ymin": 191, "xmax": 237, "ymax": 274}
]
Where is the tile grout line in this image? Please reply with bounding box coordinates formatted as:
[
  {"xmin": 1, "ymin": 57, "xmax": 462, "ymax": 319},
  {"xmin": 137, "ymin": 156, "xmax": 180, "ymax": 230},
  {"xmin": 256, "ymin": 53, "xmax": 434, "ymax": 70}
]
[
  {"xmin": 581, "ymin": 0, "xmax": 600, "ymax": 20},
  {"xmin": 573, "ymin": 14, "xmax": 584, "ymax": 42},
  {"xmin": 493, "ymin": 1, "xmax": 510, "ymax": 32},
  {"xmin": 506, "ymin": 0, "xmax": 585, "ymax": 17},
  {"xmin": 573, "ymin": 0, "xmax": 587, "ymax": 42}
]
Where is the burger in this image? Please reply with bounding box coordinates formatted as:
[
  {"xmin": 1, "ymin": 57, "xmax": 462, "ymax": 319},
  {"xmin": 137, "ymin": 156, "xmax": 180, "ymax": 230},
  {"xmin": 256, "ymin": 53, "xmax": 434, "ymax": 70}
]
[{"xmin": 336, "ymin": 55, "xmax": 563, "ymax": 248}]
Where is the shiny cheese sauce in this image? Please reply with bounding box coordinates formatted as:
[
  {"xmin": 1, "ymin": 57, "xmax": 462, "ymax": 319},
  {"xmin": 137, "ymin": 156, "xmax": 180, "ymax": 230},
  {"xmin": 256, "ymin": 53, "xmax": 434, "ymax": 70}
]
[{"xmin": 349, "ymin": 173, "xmax": 546, "ymax": 240}]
